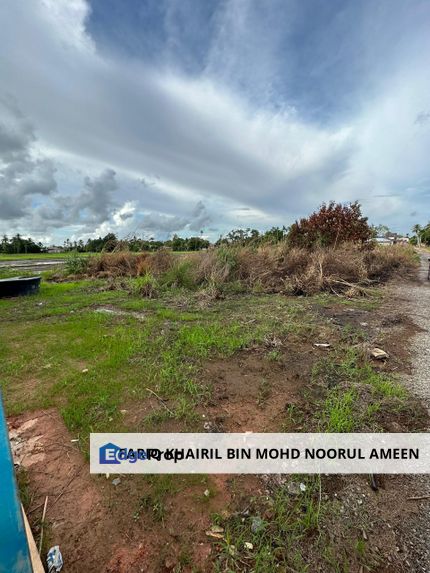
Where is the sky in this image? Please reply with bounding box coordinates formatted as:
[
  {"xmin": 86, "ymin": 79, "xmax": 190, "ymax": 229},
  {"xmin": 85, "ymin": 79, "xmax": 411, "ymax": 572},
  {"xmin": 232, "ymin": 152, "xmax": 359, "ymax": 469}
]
[{"xmin": 0, "ymin": 0, "xmax": 429, "ymax": 245}]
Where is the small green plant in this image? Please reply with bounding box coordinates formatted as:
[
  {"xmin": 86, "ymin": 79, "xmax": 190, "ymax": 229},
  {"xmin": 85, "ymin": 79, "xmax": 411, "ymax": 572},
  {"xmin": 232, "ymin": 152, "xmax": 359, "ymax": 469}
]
[
  {"xmin": 160, "ymin": 261, "xmax": 196, "ymax": 289},
  {"xmin": 128, "ymin": 273, "xmax": 158, "ymax": 298},
  {"xmin": 64, "ymin": 251, "xmax": 88, "ymax": 275},
  {"xmin": 266, "ymin": 349, "xmax": 282, "ymax": 362},
  {"xmin": 257, "ymin": 378, "xmax": 271, "ymax": 405}
]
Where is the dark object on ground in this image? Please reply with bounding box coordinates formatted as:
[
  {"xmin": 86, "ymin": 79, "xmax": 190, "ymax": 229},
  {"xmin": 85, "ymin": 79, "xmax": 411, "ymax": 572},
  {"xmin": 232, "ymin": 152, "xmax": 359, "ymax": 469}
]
[{"xmin": 0, "ymin": 276, "xmax": 41, "ymax": 298}]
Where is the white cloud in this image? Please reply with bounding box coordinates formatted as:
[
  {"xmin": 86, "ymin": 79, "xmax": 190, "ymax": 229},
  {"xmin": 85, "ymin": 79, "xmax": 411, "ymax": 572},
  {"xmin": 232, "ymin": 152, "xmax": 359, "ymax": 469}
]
[{"xmin": 0, "ymin": 0, "xmax": 429, "ymax": 240}]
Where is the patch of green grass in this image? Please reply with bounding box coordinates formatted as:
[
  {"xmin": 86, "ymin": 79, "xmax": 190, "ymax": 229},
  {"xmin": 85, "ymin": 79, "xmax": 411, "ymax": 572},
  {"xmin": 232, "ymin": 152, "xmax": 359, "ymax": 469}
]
[
  {"xmin": 320, "ymin": 388, "xmax": 358, "ymax": 432},
  {"xmin": 312, "ymin": 347, "xmax": 409, "ymax": 432},
  {"xmin": 0, "ymin": 281, "xmax": 312, "ymax": 444},
  {"xmin": 160, "ymin": 260, "xmax": 197, "ymax": 290},
  {"xmin": 214, "ymin": 477, "xmax": 324, "ymax": 572}
]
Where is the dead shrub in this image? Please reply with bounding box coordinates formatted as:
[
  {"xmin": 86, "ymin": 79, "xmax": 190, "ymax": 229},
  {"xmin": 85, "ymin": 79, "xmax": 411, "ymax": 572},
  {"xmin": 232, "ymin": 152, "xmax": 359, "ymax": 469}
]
[
  {"xmin": 364, "ymin": 244, "xmax": 418, "ymax": 281},
  {"xmin": 194, "ymin": 247, "xmax": 238, "ymax": 286},
  {"xmin": 148, "ymin": 248, "xmax": 175, "ymax": 276},
  {"xmin": 79, "ymin": 242, "xmax": 418, "ymax": 298},
  {"xmin": 86, "ymin": 252, "xmax": 148, "ymax": 277}
]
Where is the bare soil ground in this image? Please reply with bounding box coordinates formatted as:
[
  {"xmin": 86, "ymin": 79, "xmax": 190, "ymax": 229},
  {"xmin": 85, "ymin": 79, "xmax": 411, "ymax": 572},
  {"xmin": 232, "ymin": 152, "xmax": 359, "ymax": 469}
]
[{"xmin": 7, "ymin": 260, "xmax": 430, "ymax": 572}]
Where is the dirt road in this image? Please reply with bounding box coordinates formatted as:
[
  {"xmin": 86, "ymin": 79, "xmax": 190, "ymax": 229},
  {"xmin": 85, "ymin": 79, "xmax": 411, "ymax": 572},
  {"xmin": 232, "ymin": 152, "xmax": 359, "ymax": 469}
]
[
  {"xmin": 395, "ymin": 251, "xmax": 430, "ymax": 572},
  {"xmin": 399, "ymin": 252, "xmax": 430, "ymax": 411}
]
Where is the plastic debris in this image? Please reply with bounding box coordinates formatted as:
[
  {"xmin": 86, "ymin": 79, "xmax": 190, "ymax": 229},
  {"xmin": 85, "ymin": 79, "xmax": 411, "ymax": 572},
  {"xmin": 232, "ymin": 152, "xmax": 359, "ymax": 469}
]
[
  {"xmin": 299, "ymin": 482, "xmax": 307, "ymax": 492},
  {"xmin": 81, "ymin": 368, "xmax": 89, "ymax": 373},
  {"xmin": 47, "ymin": 545, "xmax": 63, "ymax": 572},
  {"xmin": 112, "ymin": 477, "xmax": 121, "ymax": 486},
  {"xmin": 314, "ymin": 343, "xmax": 331, "ymax": 349}
]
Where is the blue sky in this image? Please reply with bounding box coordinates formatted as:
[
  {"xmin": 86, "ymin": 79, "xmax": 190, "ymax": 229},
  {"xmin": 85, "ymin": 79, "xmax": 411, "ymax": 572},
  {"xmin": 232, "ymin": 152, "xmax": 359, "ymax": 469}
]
[{"xmin": 0, "ymin": 0, "xmax": 429, "ymax": 244}]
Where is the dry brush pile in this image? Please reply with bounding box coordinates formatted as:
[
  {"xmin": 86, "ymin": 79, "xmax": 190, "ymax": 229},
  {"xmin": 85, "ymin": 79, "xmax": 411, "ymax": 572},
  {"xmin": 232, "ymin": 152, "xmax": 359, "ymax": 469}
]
[{"xmin": 64, "ymin": 242, "xmax": 418, "ymax": 297}]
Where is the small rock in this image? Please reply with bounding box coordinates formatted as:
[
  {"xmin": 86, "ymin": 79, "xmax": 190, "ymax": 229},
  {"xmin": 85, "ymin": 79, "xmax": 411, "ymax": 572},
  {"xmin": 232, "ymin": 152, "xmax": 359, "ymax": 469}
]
[
  {"xmin": 314, "ymin": 343, "xmax": 331, "ymax": 349},
  {"xmin": 251, "ymin": 516, "xmax": 264, "ymax": 533},
  {"xmin": 206, "ymin": 530, "xmax": 224, "ymax": 539},
  {"xmin": 203, "ymin": 489, "xmax": 210, "ymax": 497},
  {"xmin": 81, "ymin": 368, "xmax": 89, "ymax": 373},
  {"xmin": 370, "ymin": 347, "xmax": 389, "ymax": 360},
  {"xmin": 287, "ymin": 482, "xmax": 302, "ymax": 496},
  {"xmin": 209, "ymin": 525, "xmax": 224, "ymax": 534},
  {"xmin": 112, "ymin": 478, "xmax": 121, "ymax": 486},
  {"xmin": 244, "ymin": 542, "xmax": 254, "ymax": 550}
]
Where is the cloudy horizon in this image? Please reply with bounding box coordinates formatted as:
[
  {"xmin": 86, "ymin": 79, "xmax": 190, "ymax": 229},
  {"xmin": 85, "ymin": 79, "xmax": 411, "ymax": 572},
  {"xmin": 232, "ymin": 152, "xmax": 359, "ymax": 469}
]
[{"xmin": 1, "ymin": 0, "xmax": 429, "ymax": 245}]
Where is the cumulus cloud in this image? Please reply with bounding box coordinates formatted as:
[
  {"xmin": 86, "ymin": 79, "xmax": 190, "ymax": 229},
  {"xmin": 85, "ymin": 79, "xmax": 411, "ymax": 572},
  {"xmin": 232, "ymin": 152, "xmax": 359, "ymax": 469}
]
[
  {"xmin": 0, "ymin": 97, "xmax": 57, "ymax": 220},
  {"xmin": 73, "ymin": 168, "xmax": 118, "ymax": 225}
]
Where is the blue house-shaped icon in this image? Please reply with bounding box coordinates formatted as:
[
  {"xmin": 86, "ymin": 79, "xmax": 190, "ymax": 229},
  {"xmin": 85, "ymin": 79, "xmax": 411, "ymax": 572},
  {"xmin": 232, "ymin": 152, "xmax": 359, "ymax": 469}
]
[{"xmin": 99, "ymin": 442, "xmax": 121, "ymax": 464}]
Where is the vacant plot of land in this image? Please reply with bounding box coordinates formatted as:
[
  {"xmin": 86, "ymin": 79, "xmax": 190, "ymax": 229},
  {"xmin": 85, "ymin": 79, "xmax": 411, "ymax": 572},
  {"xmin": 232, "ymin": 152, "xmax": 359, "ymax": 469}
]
[{"xmin": 1, "ymin": 272, "xmax": 428, "ymax": 572}]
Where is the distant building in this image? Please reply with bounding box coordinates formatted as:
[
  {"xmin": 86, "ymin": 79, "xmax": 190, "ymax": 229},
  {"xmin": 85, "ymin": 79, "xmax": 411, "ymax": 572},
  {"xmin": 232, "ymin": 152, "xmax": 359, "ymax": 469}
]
[
  {"xmin": 374, "ymin": 236, "xmax": 409, "ymax": 245},
  {"xmin": 46, "ymin": 246, "xmax": 65, "ymax": 254},
  {"xmin": 375, "ymin": 237, "xmax": 392, "ymax": 245}
]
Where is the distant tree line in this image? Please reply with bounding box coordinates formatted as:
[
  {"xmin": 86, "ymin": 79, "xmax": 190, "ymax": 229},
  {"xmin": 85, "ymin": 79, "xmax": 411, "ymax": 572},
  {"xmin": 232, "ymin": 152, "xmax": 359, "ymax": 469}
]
[
  {"xmin": 61, "ymin": 227, "xmax": 290, "ymax": 252},
  {"xmin": 0, "ymin": 234, "xmax": 45, "ymax": 254},
  {"xmin": 62, "ymin": 232, "xmax": 211, "ymax": 252},
  {"xmin": 4, "ymin": 203, "xmax": 410, "ymax": 255}
]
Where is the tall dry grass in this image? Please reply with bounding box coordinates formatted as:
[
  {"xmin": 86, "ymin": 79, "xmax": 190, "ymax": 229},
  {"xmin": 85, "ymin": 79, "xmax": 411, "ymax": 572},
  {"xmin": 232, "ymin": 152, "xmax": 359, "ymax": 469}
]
[{"xmin": 74, "ymin": 242, "xmax": 418, "ymax": 296}]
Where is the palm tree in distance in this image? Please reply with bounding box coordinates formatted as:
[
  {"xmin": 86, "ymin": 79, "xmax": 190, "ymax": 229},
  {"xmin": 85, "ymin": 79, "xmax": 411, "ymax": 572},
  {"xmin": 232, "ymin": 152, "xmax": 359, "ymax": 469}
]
[{"xmin": 412, "ymin": 224, "xmax": 422, "ymax": 248}]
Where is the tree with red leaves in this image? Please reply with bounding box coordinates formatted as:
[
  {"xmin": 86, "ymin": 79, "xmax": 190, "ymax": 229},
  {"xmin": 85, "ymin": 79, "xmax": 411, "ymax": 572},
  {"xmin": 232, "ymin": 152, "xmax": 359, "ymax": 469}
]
[{"xmin": 288, "ymin": 201, "xmax": 372, "ymax": 248}]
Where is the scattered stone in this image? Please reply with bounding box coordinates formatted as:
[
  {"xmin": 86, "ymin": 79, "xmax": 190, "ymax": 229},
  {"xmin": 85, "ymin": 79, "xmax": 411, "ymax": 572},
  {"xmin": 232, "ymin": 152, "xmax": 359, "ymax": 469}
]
[
  {"xmin": 203, "ymin": 421, "xmax": 219, "ymax": 432},
  {"xmin": 287, "ymin": 481, "xmax": 306, "ymax": 495},
  {"xmin": 244, "ymin": 542, "xmax": 254, "ymax": 550},
  {"xmin": 112, "ymin": 478, "xmax": 121, "ymax": 486},
  {"xmin": 203, "ymin": 489, "xmax": 210, "ymax": 497},
  {"xmin": 370, "ymin": 347, "xmax": 389, "ymax": 360},
  {"xmin": 251, "ymin": 516, "xmax": 264, "ymax": 533},
  {"xmin": 206, "ymin": 524, "xmax": 224, "ymax": 539}
]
